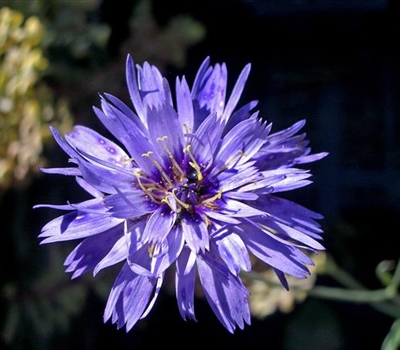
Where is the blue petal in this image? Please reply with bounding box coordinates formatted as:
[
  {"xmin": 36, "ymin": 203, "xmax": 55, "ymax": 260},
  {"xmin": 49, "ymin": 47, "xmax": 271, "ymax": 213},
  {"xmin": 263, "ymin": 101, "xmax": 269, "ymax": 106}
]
[
  {"xmin": 94, "ymin": 235, "xmax": 128, "ymax": 276},
  {"xmin": 73, "ymin": 154, "xmax": 134, "ymax": 194},
  {"xmin": 224, "ymin": 100, "xmax": 259, "ymax": 135},
  {"xmin": 141, "ymin": 206, "xmax": 176, "ymax": 245},
  {"xmin": 146, "ymin": 102, "xmax": 184, "ymax": 162},
  {"xmin": 104, "ymin": 190, "xmax": 154, "ymax": 219},
  {"xmin": 96, "ymin": 96, "xmax": 147, "ymax": 146},
  {"xmin": 251, "ymin": 194, "xmax": 324, "ymax": 240},
  {"xmin": 136, "ymin": 61, "xmax": 165, "ymax": 110},
  {"xmin": 128, "ymin": 226, "xmax": 184, "ymax": 278},
  {"xmin": 35, "ymin": 197, "xmax": 105, "ymax": 212},
  {"xmin": 191, "ymin": 112, "xmax": 224, "ymax": 166},
  {"xmin": 175, "ymin": 76, "xmax": 194, "ymax": 133},
  {"xmin": 214, "ymin": 232, "xmax": 251, "ymax": 274},
  {"xmin": 219, "ymin": 198, "xmax": 265, "ymax": 217},
  {"xmin": 194, "ymin": 62, "xmax": 227, "ymax": 118},
  {"xmin": 97, "ymin": 98, "xmax": 164, "ymax": 176},
  {"xmin": 191, "ymin": 56, "xmax": 211, "ymax": 97},
  {"xmin": 295, "ymin": 151, "xmax": 329, "ymax": 165},
  {"xmin": 124, "ymin": 219, "xmax": 146, "ymax": 253},
  {"xmin": 103, "ymin": 93, "xmax": 148, "ymax": 135},
  {"xmin": 127, "ymin": 244, "xmax": 157, "ymax": 277},
  {"xmin": 252, "ymin": 216, "xmax": 324, "ymax": 251},
  {"xmin": 267, "ymin": 119, "xmax": 306, "ymax": 142},
  {"xmin": 50, "ymin": 126, "xmax": 80, "ymax": 159},
  {"xmin": 140, "ymin": 273, "xmax": 164, "ymax": 320},
  {"xmin": 197, "ymin": 253, "xmax": 251, "ymax": 333},
  {"xmin": 204, "ymin": 209, "xmax": 241, "ymax": 224},
  {"xmin": 260, "ymin": 174, "xmax": 313, "ymax": 193},
  {"xmin": 253, "ymin": 120, "xmax": 328, "ymax": 170},
  {"xmin": 64, "ymin": 225, "xmax": 123, "ymax": 278},
  {"xmin": 221, "ymin": 63, "xmax": 251, "ymax": 123},
  {"xmin": 39, "ymin": 209, "xmax": 123, "ymax": 243},
  {"xmin": 154, "ymin": 226, "xmax": 185, "ymax": 273},
  {"xmin": 223, "ymin": 191, "xmax": 259, "ymax": 201},
  {"xmin": 126, "ymin": 54, "xmax": 146, "ymax": 125},
  {"xmin": 51, "ymin": 127, "xmax": 135, "ymax": 194},
  {"xmin": 39, "ymin": 167, "xmax": 81, "ymax": 176},
  {"xmin": 103, "ymin": 263, "xmax": 158, "ymax": 331},
  {"xmin": 75, "ymin": 176, "xmax": 103, "ymax": 198},
  {"xmin": 175, "ymin": 247, "xmax": 197, "ymax": 321},
  {"xmin": 239, "ymin": 168, "xmax": 311, "ymax": 193},
  {"xmin": 181, "ymin": 214, "xmax": 209, "ymax": 253},
  {"xmin": 215, "ymin": 114, "xmax": 269, "ymax": 168},
  {"xmin": 237, "ymin": 224, "xmax": 311, "ymax": 279},
  {"xmin": 216, "ymin": 166, "xmax": 259, "ymax": 192},
  {"xmin": 274, "ymin": 269, "xmax": 289, "ymax": 290},
  {"xmin": 126, "ymin": 219, "xmax": 183, "ymax": 277},
  {"xmin": 66, "ymin": 125, "xmax": 130, "ymax": 167}
]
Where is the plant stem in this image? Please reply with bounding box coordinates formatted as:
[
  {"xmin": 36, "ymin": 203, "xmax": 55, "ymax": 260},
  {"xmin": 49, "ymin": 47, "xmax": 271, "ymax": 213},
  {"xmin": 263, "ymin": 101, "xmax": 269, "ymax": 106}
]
[{"xmin": 316, "ymin": 255, "xmax": 400, "ymax": 318}]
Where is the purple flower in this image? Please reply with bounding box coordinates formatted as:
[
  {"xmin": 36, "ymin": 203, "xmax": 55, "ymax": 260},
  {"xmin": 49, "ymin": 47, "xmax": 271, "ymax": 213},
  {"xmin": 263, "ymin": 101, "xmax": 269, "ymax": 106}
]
[{"xmin": 35, "ymin": 54, "xmax": 328, "ymax": 333}]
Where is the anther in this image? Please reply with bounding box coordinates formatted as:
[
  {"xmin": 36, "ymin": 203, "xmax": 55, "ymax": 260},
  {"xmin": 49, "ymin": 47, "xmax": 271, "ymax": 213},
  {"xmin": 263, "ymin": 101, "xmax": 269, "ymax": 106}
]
[{"xmin": 183, "ymin": 144, "xmax": 203, "ymax": 181}]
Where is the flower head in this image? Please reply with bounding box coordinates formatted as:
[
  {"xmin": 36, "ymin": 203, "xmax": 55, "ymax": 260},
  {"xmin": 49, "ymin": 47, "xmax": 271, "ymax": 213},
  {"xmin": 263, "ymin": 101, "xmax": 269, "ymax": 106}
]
[{"xmin": 35, "ymin": 54, "xmax": 328, "ymax": 333}]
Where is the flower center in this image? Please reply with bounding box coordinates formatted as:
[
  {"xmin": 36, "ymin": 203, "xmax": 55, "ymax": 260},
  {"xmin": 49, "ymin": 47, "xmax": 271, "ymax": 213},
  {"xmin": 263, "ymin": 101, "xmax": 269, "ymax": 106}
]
[{"xmin": 134, "ymin": 137, "xmax": 220, "ymax": 216}]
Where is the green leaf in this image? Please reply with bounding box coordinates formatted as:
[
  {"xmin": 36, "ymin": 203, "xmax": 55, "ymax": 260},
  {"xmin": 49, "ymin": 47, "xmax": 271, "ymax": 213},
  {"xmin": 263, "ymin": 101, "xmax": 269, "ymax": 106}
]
[{"xmin": 381, "ymin": 318, "xmax": 400, "ymax": 350}]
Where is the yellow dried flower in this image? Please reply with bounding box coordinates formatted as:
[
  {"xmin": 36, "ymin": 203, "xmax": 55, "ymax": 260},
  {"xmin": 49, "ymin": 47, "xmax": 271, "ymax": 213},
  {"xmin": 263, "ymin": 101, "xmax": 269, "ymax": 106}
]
[
  {"xmin": 0, "ymin": 7, "xmax": 73, "ymax": 193},
  {"xmin": 245, "ymin": 252, "xmax": 327, "ymax": 319}
]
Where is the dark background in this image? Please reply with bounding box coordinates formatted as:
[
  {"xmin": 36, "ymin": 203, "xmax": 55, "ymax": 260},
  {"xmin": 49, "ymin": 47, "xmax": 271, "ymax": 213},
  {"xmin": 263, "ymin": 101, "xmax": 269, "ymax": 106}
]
[{"xmin": 2, "ymin": 0, "xmax": 400, "ymax": 349}]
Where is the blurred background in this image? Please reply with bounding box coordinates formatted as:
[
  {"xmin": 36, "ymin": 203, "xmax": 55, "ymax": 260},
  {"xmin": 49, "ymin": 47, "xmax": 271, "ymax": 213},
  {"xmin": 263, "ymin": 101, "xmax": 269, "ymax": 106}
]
[{"xmin": 1, "ymin": 0, "xmax": 400, "ymax": 349}]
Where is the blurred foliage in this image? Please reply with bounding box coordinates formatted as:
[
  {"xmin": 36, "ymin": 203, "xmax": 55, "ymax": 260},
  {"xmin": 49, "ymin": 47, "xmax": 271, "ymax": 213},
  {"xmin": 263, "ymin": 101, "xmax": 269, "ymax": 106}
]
[
  {"xmin": 65, "ymin": 0, "xmax": 206, "ymax": 118},
  {"xmin": 382, "ymin": 319, "xmax": 400, "ymax": 350},
  {"xmin": 1, "ymin": 231, "xmax": 115, "ymax": 350},
  {"xmin": 0, "ymin": 6, "xmax": 73, "ymax": 194},
  {"xmin": 122, "ymin": 0, "xmax": 206, "ymax": 69},
  {"xmin": 2, "ymin": 246, "xmax": 88, "ymax": 347},
  {"xmin": 0, "ymin": 0, "xmax": 110, "ymax": 67}
]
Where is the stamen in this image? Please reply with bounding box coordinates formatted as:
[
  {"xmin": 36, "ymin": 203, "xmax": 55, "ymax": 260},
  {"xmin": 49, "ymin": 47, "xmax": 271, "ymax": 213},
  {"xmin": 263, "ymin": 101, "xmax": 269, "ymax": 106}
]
[
  {"xmin": 171, "ymin": 189, "xmax": 191, "ymax": 210},
  {"xmin": 183, "ymin": 144, "xmax": 203, "ymax": 181},
  {"xmin": 134, "ymin": 171, "xmax": 157, "ymax": 202},
  {"xmin": 202, "ymin": 189, "xmax": 222, "ymax": 211},
  {"xmin": 161, "ymin": 195, "xmax": 179, "ymax": 213},
  {"xmin": 156, "ymin": 136, "xmax": 185, "ymax": 178},
  {"xmin": 148, "ymin": 244, "xmax": 155, "ymax": 258},
  {"xmin": 142, "ymin": 151, "xmax": 173, "ymax": 186},
  {"xmin": 202, "ymin": 188, "xmax": 222, "ymax": 204},
  {"xmin": 221, "ymin": 150, "xmax": 247, "ymax": 171},
  {"xmin": 123, "ymin": 156, "xmax": 132, "ymax": 167},
  {"xmin": 183, "ymin": 124, "xmax": 193, "ymax": 145},
  {"xmin": 200, "ymin": 213, "xmax": 212, "ymax": 227},
  {"xmin": 183, "ymin": 124, "xmax": 192, "ymax": 134},
  {"xmin": 259, "ymin": 223, "xmax": 279, "ymax": 235}
]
